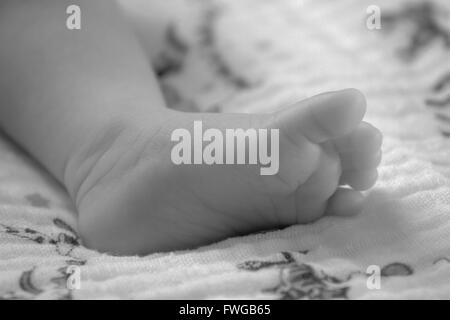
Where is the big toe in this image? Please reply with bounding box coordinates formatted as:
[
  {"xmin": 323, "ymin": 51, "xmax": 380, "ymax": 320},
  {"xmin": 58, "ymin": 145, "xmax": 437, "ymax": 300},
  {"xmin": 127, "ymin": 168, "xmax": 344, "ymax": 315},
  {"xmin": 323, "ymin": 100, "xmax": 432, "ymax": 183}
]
[{"xmin": 276, "ymin": 88, "xmax": 367, "ymax": 145}]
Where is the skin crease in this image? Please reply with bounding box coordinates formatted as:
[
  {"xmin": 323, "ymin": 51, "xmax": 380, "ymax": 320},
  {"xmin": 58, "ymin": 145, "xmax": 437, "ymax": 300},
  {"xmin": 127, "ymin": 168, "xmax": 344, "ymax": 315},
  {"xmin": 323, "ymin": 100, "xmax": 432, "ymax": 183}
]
[{"xmin": 0, "ymin": 1, "xmax": 382, "ymax": 255}]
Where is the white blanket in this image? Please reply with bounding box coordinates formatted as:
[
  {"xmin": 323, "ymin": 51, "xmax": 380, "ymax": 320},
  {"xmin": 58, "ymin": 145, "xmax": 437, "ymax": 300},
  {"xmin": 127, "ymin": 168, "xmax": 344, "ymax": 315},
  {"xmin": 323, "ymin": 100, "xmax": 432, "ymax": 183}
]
[{"xmin": 0, "ymin": 0, "xmax": 449, "ymax": 299}]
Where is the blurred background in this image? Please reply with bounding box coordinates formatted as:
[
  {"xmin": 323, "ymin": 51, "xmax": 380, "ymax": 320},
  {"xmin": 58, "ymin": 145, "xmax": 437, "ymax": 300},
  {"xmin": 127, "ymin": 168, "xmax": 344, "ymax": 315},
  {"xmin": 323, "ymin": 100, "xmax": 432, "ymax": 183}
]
[{"xmin": 120, "ymin": 0, "xmax": 450, "ymax": 142}]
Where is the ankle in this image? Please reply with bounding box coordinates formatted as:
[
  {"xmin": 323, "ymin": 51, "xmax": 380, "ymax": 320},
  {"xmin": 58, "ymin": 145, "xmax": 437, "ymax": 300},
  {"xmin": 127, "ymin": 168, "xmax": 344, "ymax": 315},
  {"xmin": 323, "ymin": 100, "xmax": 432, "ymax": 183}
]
[{"xmin": 63, "ymin": 109, "xmax": 174, "ymax": 208}]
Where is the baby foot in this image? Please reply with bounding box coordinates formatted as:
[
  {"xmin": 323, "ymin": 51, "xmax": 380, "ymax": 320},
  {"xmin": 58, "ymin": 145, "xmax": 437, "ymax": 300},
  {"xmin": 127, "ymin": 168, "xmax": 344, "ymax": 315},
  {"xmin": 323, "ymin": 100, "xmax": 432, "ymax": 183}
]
[{"xmin": 71, "ymin": 89, "xmax": 382, "ymax": 255}]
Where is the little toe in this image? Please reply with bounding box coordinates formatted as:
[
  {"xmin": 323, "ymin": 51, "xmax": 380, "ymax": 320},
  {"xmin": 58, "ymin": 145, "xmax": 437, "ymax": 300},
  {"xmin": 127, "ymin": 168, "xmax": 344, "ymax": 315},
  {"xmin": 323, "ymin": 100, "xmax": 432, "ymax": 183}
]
[
  {"xmin": 276, "ymin": 88, "xmax": 366, "ymax": 145},
  {"xmin": 325, "ymin": 187, "xmax": 365, "ymax": 217},
  {"xmin": 341, "ymin": 168, "xmax": 378, "ymax": 191}
]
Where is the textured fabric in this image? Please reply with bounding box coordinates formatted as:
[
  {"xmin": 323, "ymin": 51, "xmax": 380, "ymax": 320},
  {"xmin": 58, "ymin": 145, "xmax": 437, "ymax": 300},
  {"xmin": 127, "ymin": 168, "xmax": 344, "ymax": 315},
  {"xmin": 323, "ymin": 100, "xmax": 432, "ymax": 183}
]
[{"xmin": 0, "ymin": 0, "xmax": 449, "ymax": 299}]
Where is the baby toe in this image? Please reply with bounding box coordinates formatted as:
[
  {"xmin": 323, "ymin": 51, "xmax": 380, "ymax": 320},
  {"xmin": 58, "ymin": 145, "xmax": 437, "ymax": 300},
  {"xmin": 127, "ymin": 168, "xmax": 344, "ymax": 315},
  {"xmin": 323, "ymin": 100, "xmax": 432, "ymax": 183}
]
[
  {"xmin": 325, "ymin": 187, "xmax": 365, "ymax": 217},
  {"xmin": 277, "ymin": 89, "xmax": 366, "ymax": 144},
  {"xmin": 334, "ymin": 122, "xmax": 383, "ymax": 156},
  {"xmin": 340, "ymin": 168, "xmax": 378, "ymax": 191},
  {"xmin": 334, "ymin": 122, "xmax": 382, "ymax": 173},
  {"xmin": 341, "ymin": 149, "xmax": 382, "ymax": 171}
]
